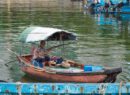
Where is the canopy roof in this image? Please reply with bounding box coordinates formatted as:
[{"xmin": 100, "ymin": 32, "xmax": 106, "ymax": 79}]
[{"xmin": 19, "ymin": 26, "xmax": 77, "ymax": 43}]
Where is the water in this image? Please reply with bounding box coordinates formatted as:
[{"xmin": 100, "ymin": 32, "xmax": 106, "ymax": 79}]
[{"xmin": 0, "ymin": 8, "xmax": 130, "ymax": 82}]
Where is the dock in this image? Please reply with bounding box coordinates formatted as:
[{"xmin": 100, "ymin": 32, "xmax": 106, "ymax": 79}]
[{"xmin": 0, "ymin": 82, "xmax": 130, "ymax": 94}]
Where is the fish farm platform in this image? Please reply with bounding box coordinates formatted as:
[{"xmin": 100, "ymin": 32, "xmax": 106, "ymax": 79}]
[{"xmin": 0, "ymin": 82, "xmax": 130, "ymax": 94}]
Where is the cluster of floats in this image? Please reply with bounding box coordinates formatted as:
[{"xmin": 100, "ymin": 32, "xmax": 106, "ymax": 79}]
[{"xmin": 0, "ymin": 26, "xmax": 128, "ymax": 94}]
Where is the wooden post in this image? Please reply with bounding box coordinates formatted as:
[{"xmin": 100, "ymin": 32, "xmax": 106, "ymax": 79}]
[
  {"xmin": 82, "ymin": 0, "xmax": 87, "ymax": 10},
  {"xmin": 7, "ymin": 0, "xmax": 11, "ymax": 12},
  {"xmin": 83, "ymin": 0, "xmax": 87, "ymax": 6}
]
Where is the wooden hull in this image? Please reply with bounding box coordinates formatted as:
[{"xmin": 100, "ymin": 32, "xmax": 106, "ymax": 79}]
[{"xmin": 21, "ymin": 66, "xmax": 107, "ymax": 83}]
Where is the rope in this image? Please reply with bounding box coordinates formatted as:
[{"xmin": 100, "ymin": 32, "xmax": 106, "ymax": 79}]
[
  {"xmin": 34, "ymin": 84, "xmax": 37, "ymax": 94},
  {"xmin": 119, "ymin": 81, "xmax": 126, "ymax": 95},
  {"xmin": 98, "ymin": 83, "xmax": 108, "ymax": 95},
  {"xmin": 16, "ymin": 82, "xmax": 22, "ymax": 95}
]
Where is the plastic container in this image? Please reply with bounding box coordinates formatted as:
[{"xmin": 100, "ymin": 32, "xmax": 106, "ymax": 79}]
[
  {"xmin": 84, "ymin": 65, "xmax": 92, "ymax": 71},
  {"xmin": 84, "ymin": 65, "xmax": 103, "ymax": 72}
]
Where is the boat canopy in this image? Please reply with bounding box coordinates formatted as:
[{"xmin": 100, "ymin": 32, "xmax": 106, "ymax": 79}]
[{"xmin": 19, "ymin": 26, "xmax": 77, "ymax": 43}]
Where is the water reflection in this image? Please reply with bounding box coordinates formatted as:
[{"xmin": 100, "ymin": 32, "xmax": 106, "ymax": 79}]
[
  {"xmin": 93, "ymin": 13, "xmax": 130, "ymax": 82},
  {"xmin": 0, "ymin": 8, "xmax": 130, "ymax": 82},
  {"xmin": 94, "ymin": 13, "xmax": 130, "ymax": 39}
]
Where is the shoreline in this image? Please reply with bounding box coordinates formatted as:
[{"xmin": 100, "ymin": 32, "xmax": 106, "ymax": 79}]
[{"xmin": 0, "ymin": 0, "xmax": 83, "ymax": 12}]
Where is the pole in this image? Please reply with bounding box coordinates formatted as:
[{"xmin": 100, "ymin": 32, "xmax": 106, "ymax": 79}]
[
  {"xmin": 83, "ymin": 0, "xmax": 87, "ymax": 6},
  {"xmin": 7, "ymin": 0, "xmax": 11, "ymax": 12}
]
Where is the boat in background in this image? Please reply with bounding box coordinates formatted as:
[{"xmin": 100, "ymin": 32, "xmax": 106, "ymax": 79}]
[{"xmin": 17, "ymin": 26, "xmax": 122, "ymax": 83}]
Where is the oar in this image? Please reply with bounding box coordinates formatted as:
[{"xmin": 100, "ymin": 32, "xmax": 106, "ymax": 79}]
[{"xmin": 7, "ymin": 48, "xmax": 19, "ymax": 56}]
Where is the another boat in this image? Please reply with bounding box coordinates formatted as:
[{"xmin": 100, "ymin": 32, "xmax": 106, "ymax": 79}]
[{"xmin": 17, "ymin": 26, "xmax": 122, "ymax": 83}]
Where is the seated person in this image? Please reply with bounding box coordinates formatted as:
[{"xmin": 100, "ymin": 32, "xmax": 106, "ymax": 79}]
[
  {"xmin": 32, "ymin": 40, "xmax": 71, "ymax": 68},
  {"xmin": 32, "ymin": 40, "xmax": 51, "ymax": 68}
]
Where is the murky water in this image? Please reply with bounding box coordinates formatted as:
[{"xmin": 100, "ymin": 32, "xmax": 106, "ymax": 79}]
[{"xmin": 0, "ymin": 8, "xmax": 130, "ymax": 82}]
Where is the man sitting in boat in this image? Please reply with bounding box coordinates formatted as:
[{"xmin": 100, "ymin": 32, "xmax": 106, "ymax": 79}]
[
  {"xmin": 32, "ymin": 40, "xmax": 70, "ymax": 68},
  {"xmin": 32, "ymin": 40, "xmax": 51, "ymax": 68}
]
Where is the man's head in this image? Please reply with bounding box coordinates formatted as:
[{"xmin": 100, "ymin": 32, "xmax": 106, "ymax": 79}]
[{"xmin": 40, "ymin": 40, "xmax": 46, "ymax": 47}]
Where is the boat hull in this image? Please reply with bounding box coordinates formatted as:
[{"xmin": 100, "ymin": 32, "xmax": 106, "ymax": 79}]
[
  {"xmin": 21, "ymin": 66, "xmax": 107, "ymax": 83},
  {"xmin": 17, "ymin": 55, "xmax": 122, "ymax": 83}
]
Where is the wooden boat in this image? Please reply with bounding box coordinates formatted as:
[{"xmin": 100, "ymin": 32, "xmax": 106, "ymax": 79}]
[
  {"xmin": 17, "ymin": 26, "xmax": 122, "ymax": 83},
  {"xmin": 17, "ymin": 54, "xmax": 122, "ymax": 83}
]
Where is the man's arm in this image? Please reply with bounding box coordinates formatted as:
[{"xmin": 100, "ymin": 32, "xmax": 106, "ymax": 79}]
[{"xmin": 32, "ymin": 48, "xmax": 39, "ymax": 59}]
